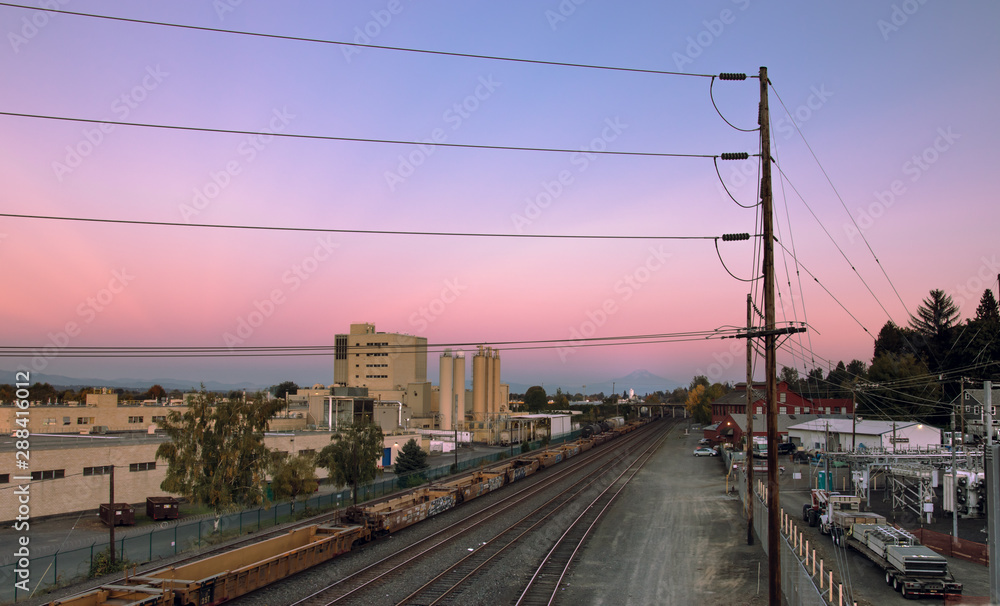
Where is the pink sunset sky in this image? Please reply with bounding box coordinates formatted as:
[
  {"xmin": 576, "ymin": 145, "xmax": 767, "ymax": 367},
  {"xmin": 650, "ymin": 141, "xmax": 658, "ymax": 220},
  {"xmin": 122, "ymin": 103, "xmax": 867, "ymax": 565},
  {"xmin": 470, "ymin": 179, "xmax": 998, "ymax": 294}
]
[{"xmin": 1, "ymin": 2, "xmax": 997, "ymax": 391}]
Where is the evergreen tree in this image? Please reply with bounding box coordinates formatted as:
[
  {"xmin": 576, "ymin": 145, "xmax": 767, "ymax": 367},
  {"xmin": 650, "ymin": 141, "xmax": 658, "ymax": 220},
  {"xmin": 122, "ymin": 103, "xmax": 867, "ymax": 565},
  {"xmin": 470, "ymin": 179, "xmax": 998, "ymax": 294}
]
[{"xmin": 393, "ymin": 438, "xmax": 429, "ymax": 487}]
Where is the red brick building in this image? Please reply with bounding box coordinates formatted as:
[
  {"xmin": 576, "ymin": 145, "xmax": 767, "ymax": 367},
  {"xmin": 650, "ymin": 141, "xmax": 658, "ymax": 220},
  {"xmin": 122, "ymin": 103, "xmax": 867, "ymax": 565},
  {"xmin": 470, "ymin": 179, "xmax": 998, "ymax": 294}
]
[{"xmin": 710, "ymin": 382, "xmax": 853, "ymax": 425}]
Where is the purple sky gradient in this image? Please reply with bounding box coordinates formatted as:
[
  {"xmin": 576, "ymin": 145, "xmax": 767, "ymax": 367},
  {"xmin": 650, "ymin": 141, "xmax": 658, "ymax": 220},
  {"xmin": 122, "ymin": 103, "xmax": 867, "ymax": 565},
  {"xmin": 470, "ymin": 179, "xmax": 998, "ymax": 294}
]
[{"xmin": 1, "ymin": 1, "xmax": 997, "ymax": 391}]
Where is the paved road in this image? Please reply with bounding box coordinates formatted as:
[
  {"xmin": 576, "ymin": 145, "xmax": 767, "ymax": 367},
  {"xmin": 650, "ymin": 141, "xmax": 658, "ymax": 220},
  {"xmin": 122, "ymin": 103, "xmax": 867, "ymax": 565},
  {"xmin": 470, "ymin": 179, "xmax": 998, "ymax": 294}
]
[{"xmin": 562, "ymin": 422, "xmax": 770, "ymax": 606}]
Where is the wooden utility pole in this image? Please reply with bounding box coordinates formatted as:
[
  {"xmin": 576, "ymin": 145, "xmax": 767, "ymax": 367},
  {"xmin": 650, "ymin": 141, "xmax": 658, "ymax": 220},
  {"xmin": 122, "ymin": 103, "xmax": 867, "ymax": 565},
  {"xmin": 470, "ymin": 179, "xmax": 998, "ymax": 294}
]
[
  {"xmin": 759, "ymin": 65, "xmax": 781, "ymax": 606},
  {"xmin": 745, "ymin": 293, "xmax": 754, "ymax": 545}
]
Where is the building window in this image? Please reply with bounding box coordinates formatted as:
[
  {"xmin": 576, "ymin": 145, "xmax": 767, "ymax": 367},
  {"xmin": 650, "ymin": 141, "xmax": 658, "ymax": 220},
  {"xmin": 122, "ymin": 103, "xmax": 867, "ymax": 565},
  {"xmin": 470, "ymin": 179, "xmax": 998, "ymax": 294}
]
[
  {"xmin": 77, "ymin": 417, "xmax": 95, "ymax": 425},
  {"xmin": 83, "ymin": 466, "xmax": 113, "ymax": 476},
  {"xmin": 779, "ymin": 393, "xmax": 786, "ymax": 403},
  {"xmin": 152, "ymin": 415, "xmax": 166, "ymax": 422},
  {"xmin": 0, "ymin": 474, "xmax": 9, "ymax": 484},
  {"xmin": 129, "ymin": 462, "xmax": 156, "ymax": 472},
  {"xmin": 31, "ymin": 469, "xmax": 65, "ymax": 481},
  {"xmin": 43, "ymin": 418, "xmax": 56, "ymax": 425},
  {"xmin": 298, "ymin": 449, "xmax": 315, "ymax": 458},
  {"xmin": 756, "ymin": 406, "xmax": 763, "ymax": 414},
  {"xmin": 63, "ymin": 417, "xmax": 71, "ymax": 425},
  {"xmin": 128, "ymin": 416, "xmax": 144, "ymax": 424},
  {"xmin": 779, "ymin": 407, "xmax": 787, "ymax": 414}
]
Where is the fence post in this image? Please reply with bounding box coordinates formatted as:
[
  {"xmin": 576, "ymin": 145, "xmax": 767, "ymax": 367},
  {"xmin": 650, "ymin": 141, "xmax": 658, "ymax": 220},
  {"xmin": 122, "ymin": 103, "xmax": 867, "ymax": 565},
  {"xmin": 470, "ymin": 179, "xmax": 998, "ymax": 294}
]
[{"xmin": 828, "ymin": 571, "xmax": 833, "ymax": 600}]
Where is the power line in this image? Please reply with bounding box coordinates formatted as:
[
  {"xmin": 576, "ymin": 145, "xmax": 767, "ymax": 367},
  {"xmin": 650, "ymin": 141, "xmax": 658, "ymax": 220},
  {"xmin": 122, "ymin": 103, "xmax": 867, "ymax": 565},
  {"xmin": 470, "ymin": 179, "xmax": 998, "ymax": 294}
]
[
  {"xmin": 0, "ymin": 110, "xmax": 725, "ymax": 160},
  {"xmin": 0, "ymin": 329, "xmax": 745, "ymax": 358},
  {"xmin": 0, "ymin": 2, "xmax": 722, "ymax": 79},
  {"xmin": 770, "ymin": 83, "xmax": 910, "ymax": 320},
  {"xmin": 0, "ymin": 212, "xmax": 726, "ymax": 241}
]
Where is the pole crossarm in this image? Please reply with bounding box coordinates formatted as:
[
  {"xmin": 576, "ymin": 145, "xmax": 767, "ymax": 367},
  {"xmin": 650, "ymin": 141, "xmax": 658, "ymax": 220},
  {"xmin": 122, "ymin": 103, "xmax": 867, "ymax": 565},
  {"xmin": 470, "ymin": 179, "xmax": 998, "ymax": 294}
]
[{"xmin": 729, "ymin": 326, "xmax": 807, "ymax": 339}]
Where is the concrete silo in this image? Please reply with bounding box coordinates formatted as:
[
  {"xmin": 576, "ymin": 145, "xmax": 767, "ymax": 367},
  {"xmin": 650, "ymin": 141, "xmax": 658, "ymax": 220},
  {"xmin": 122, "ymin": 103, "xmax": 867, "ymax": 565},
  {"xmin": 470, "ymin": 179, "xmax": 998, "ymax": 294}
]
[
  {"xmin": 473, "ymin": 346, "xmax": 488, "ymax": 421},
  {"xmin": 453, "ymin": 351, "xmax": 465, "ymax": 427},
  {"xmin": 439, "ymin": 350, "xmax": 452, "ymax": 430}
]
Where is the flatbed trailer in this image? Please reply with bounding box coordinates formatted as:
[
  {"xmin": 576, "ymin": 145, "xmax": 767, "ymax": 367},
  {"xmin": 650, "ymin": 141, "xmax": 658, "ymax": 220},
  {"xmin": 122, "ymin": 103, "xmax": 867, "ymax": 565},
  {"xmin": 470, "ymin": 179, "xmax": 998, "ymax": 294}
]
[{"xmin": 844, "ymin": 523, "xmax": 962, "ymax": 599}]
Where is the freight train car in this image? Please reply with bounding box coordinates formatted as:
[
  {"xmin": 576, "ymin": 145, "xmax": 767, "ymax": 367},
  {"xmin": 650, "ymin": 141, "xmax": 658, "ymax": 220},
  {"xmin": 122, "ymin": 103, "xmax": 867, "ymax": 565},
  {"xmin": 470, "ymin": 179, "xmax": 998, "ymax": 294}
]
[
  {"xmin": 343, "ymin": 487, "xmax": 457, "ymax": 536},
  {"xmin": 443, "ymin": 470, "xmax": 506, "ymax": 504},
  {"xmin": 50, "ymin": 523, "xmax": 367, "ymax": 606},
  {"xmin": 46, "ymin": 418, "xmax": 655, "ymax": 606}
]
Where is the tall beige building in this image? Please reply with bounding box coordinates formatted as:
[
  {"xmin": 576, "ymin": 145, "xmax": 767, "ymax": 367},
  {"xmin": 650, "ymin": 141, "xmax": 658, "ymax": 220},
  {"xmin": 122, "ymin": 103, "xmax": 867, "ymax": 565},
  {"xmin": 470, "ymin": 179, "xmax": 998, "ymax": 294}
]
[{"xmin": 334, "ymin": 322, "xmax": 428, "ymax": 392}]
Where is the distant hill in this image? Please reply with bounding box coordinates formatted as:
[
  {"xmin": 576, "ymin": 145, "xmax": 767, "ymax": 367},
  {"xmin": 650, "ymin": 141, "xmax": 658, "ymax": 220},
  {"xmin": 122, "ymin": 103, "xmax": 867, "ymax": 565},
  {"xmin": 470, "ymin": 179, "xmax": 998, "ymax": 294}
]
[
  {"xmin": 507, "ymin": 369, "xmax": 681, "ymax": 397},
  {"xmin": 0, "ymin": 369, "xmax": 268, "ymax": 393}
]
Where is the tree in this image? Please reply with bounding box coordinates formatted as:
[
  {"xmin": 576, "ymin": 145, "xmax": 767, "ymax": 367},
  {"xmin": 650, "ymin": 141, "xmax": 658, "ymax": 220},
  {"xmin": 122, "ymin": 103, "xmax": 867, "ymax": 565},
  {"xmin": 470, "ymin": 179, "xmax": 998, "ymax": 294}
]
[
  {"xmin": 393, "ymin": 439, "xmax": 429, "ymax": 487},
  {"xmin": 272, "ymin": 381, "xmax": 300, "ymax": 399},
  {"xmin": 873, "ymin": 321, "xmax": 911, "ymax": 361},
  {"xmin": 156, "ymin": 388, "xmax": 285, "ymax": 517},
  {"xmin": 270, "ymin": 454, "xmax": 319, "ymax": 506},
  {"xmin": 973, "ymin": 289, "xmax": 1000, "ymax": 325},
  {"xmin": 908, "ymin": 289, "xmax": 961, "ymax": 370},
  {"xmin": 524, "ymin": 386, "xmax": 547, "ymax": 413},
  {"xmin": 779, "ymin": 366, "xmax": 800, "ymax": 386},
  {"xmin": 867, "ymin": 352, "xmax": 941, "ymax": 423},
  {"xmin": 317, "ymin": 422, "xmax": 384, "ymax": 505},
  {"xmin": 144, "ymin": 384, "xmax": 167, "ymax": 401},
  {"xmin": 685, "ymin": 382, "xmax": 724, "ymax": 425}
]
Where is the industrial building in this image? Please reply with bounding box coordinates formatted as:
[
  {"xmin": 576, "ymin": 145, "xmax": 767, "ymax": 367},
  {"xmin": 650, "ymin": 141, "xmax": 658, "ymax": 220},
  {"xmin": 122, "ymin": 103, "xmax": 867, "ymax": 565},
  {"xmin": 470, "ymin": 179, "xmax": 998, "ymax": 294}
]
[
  {"xmin": 787, "ymin": 418, "xmax": 942, "ymax": 452},
  {"xmin": 0, "ymin": 428, "xmax": 422, "ymax": 522}
]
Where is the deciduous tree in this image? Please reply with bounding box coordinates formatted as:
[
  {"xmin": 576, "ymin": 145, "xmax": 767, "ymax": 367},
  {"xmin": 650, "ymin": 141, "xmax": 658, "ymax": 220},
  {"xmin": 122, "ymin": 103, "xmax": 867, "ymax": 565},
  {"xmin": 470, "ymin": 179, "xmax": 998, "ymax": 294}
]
[
  {"xmin": 317, "ymin": 422, "xmax": 384, "ymax": 505},
  {"xmin": 270, "ymin": 453, "xmax": 319, "ymax": 506},
  {"xmin": 156, "ymin": 388, "xmax": 285, "ymax": 516}
]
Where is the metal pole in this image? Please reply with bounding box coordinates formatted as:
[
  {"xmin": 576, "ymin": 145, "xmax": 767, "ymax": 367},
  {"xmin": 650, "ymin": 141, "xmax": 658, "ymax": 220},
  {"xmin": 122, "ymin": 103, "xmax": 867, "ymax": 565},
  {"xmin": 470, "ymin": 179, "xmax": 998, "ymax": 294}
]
[
  {"xmin": 109, "ymin": 464, "xmax": 115, "ymax": 565},
  {"xmin": 759, "ymin": 65, "xmax": 781, "ymax": 606},
  {"xmin": 746, "ymin": 293, "xmax": 754, "ymax": 545},
  {"xmin": 952, "ymin": 408, "xmax": 957, "ymax": 540},
  {"xmin": 985, "ymin": 380, "xmax": 998, "ymax": 603}
]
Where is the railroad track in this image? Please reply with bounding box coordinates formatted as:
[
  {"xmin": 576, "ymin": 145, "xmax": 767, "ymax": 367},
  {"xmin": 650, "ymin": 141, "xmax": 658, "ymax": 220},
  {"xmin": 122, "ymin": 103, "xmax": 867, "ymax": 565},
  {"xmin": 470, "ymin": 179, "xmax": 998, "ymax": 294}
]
[
  {"xmin": 515, "ymin": 426, "xmax": 667, "ymax": 605},
  {"xmin": 283, "ymin": 419, "xmax": 673, "ymax": 606}
]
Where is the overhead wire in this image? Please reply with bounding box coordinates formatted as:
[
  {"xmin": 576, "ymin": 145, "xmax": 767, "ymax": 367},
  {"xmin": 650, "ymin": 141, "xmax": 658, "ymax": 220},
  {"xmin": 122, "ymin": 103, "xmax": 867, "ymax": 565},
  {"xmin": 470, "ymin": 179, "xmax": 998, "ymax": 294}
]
[
  {"xmin": 0, "ymin": 110, "xmax": 724, "ymax": 160},
  {"xmin": 0, "ymin": 2, "xmax": 721, "ymax": 79},
  {"xmin": 0, "ymin": 213, "xmax": 725, "ymax": 241},
  {"xmin": 769, "ymin": 83, "xmax": 911, "ymax": 320}
]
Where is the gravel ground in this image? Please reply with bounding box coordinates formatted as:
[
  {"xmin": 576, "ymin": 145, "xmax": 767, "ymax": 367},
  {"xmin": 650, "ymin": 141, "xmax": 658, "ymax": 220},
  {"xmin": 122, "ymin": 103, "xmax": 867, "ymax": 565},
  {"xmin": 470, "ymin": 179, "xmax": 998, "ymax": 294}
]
[{"xmin": 228, "ymin": 425, "xmax": 665, "ymax": 606}]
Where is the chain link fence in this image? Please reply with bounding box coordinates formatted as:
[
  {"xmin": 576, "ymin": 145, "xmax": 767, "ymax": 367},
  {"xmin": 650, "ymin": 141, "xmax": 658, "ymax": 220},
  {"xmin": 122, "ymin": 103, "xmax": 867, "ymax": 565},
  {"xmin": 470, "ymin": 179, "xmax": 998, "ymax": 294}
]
[
  {"xmin": 732, "ymin": 458, "xmax": 847, "ymax": 606},
  {"xmin": 0, "ymin": 437, "xmax": 569, "ymax": 604}
]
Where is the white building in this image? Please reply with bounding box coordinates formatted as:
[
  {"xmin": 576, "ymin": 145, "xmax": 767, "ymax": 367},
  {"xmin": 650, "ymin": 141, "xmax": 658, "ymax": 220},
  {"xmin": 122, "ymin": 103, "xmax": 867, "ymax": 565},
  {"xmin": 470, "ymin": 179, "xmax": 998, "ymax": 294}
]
[{"xmin": 787, "ymin": 418, "xmax": 942, "ymax": 452}]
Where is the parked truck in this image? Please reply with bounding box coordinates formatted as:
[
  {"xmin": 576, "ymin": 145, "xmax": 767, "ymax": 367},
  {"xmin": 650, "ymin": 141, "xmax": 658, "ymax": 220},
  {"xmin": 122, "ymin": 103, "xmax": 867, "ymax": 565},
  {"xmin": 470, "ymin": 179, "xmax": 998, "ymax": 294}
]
[
  {"xmin": 801, "ymin": 489, "xmax": 861, "ymax": 531},
  {"xmin": 805, "ymin": 489, "xmax": 962, "ymax": 598},
  {"xmin": 838, "ymin": 522, "xmax": 962, "ymax": 599}
]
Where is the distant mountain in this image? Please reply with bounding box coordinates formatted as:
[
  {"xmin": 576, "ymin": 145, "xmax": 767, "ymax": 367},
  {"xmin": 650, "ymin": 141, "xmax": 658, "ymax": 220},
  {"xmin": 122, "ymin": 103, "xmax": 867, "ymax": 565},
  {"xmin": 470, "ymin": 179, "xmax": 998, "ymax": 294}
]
[
  {"xmin": 0, "ymin": 369, "xmax": 268, "ymax": 393},
  {"xmin": 507, "ymin": 369, "xmax": 680, "ymax": 397}
]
